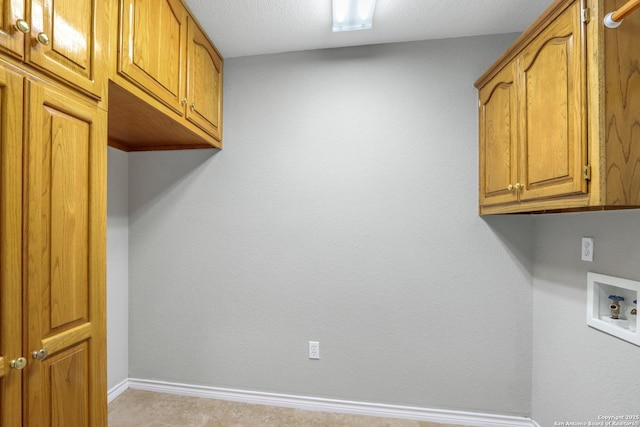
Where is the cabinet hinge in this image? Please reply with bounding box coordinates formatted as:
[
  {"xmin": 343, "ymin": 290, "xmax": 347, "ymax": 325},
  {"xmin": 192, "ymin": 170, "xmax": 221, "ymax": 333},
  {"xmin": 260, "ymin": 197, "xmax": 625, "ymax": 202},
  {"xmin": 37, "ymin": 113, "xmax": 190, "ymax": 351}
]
[
  {"xmin": 583, "ymin": 165, "xmax": 592, "ymax": 181},
  {"xmin": 582, "ymin": 7, "xmax": 591, "ymax": 23}
]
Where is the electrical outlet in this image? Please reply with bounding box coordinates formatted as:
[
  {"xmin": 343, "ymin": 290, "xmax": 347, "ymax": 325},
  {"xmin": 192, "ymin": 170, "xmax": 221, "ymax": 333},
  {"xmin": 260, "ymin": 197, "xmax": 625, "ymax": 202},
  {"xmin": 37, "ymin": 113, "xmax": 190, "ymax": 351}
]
[
  {"xmin": 309, "ymin": 341, "xmax": 320, "ymax": 360},
  {"xmin": 582, "ymin": 237, "xmax": 594, "ymax": 262}
]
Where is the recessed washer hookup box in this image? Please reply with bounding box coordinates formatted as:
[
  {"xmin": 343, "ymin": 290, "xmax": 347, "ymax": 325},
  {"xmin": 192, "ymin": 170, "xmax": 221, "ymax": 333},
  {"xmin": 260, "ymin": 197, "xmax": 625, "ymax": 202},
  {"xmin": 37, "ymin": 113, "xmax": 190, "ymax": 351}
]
[{"xmin": 587, "ymin": 272, "xmax": 639, "ymax": 346}]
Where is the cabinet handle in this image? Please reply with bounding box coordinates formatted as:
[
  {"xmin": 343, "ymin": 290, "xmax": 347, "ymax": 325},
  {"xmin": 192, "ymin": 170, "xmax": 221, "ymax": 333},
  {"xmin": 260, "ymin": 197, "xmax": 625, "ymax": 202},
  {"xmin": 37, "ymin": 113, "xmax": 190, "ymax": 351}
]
[
  {"xmin": 514, "ymin": 183, "xmax": 524, "ymax": 191},
  {"xmin": 508, "ymin": 184, "xmax": 514, "ymax": 191},
  {"xmin": 15, "ymin": 19, "xmax": 30, "ymax": 34},
  {"xmin": 32, "ymin": 348, "xmax": 48, "ymax": 361},
  {"xmin": 190, "ymin": 103, "xmax": 196, "ymax": 112},
  {"xmin": 181, "ymin": 98, "xmax": 188, "ymax": 106},
  {"xmin": 10, "ymin": 357, "xmax": 27, "ymax": 370},
  {"xmin": 36, "ymin": 32, "xmax": 50, "ymax": 46}
]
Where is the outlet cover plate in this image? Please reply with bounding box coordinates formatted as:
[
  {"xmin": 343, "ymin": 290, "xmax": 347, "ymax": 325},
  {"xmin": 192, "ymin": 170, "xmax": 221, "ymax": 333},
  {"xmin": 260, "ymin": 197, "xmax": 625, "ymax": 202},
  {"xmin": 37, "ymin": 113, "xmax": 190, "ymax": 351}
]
[
  {"xmin": 582, "ymin": 237, "xmax": 594, "ymax": 262},
  {"xmin": 309, "ymin": 341, "xmax": 320, "ymax": 360}
]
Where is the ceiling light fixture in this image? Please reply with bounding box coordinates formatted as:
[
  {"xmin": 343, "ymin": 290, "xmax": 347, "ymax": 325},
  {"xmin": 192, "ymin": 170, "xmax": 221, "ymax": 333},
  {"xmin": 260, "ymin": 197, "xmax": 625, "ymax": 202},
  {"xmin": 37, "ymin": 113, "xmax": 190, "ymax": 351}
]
[{"xmin": 332, "ymin": 0, "xmax": 376, "ymax": 32}]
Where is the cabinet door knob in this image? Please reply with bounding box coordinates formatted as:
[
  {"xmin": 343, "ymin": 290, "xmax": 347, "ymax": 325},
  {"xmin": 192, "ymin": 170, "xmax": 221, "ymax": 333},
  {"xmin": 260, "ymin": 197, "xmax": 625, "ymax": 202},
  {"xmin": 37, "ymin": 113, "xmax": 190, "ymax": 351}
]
[
  {"xmin": 10, "ymin": 357, "xmax": 27, "ymax": 370},
  {"xmin": 32, "ymin": 348, "xmax": 48, "ymax": 361},
  {"xmin": 508, "ymin": 184, "xmax": 514, "ymax": 191},
  {"xmin": 515, "ymin": 183, "xmax": 524, "ymax": 190},
  {"xmin": 190, "ymin": 103, "xmax": 196, "ymax": 111},
  {"xmin": 181, "ymin": 98, "xmax": 188, "ymax": 106},
  {"xmin": 15, "ymin": 19, "xmax": 30, "ymax": 34},
  {"xmin": 36, "ymin": 32, "xmax": 50, "ymax": 46}
]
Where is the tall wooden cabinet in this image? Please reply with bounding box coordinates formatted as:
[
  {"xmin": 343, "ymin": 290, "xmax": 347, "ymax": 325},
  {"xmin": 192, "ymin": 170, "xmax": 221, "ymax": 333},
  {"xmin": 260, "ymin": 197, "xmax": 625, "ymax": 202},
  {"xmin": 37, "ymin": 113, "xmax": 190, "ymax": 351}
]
[
  {"xmin": 0, "ymin": 0, "xmax": 107, "ymax": 425},
  {"xmin": 476, "ymin": 0, "xmax": 640, "ymax": 214},
  {"xmin": 0, "ymin": 62, "xmax": 107, "ymax": 427},
  {"xmin": 24, "ymin": 79, "xmax": 107, "ymax": 427}
]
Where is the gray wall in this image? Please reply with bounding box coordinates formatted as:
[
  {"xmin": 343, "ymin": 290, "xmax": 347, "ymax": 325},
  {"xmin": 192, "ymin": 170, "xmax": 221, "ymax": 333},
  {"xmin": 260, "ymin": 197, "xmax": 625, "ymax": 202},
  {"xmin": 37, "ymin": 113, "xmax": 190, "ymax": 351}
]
[
  {"xmin": 105, "ymin": 30, "xmax": 640, "ymax": 423},
  {"xmin": 126, "ymin": 34, "xmax": 535, "ymax": 416},
  {"xmin": 531, "ymin": 211, "xmax": 640, "ymax": 425},
  {"xmin": 107, "ymin": 147, "xmax": 129, "ymax": 389}
]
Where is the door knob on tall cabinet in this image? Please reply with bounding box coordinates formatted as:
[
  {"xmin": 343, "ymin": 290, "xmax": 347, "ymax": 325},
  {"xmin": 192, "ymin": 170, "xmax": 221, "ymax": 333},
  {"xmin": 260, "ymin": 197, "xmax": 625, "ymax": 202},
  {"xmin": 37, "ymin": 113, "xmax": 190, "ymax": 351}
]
[
  {"xmin": 10, "ymin": 357, "xmax": 27, "ymax": 370},
  {"xmin": 32, "ymin": 348, "xmax": 48, "ymax": 361}
]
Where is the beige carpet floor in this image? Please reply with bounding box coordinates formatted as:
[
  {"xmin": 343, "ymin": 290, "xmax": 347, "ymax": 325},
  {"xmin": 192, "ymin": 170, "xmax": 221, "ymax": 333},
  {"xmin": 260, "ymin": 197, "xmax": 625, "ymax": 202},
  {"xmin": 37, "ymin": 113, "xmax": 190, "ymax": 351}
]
[{"xmin": 108, "ymin": 389, "xmax": 469, "ymax": 427}]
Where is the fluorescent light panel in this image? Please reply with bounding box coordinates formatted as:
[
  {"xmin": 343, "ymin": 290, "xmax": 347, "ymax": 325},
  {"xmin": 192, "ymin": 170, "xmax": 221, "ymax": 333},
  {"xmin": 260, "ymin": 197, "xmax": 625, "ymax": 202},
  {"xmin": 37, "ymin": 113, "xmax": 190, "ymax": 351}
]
[{"xmin": 332, "ymin": 0, "xmax": 376, "ymax": 32}]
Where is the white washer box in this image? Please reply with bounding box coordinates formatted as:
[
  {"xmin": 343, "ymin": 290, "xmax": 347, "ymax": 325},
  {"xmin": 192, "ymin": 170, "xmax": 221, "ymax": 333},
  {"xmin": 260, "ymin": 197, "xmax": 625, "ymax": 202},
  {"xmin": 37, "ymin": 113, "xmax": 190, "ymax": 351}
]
[{"xmin": 587, "ymin": 272, "xmax": 639, "ymax": 346}]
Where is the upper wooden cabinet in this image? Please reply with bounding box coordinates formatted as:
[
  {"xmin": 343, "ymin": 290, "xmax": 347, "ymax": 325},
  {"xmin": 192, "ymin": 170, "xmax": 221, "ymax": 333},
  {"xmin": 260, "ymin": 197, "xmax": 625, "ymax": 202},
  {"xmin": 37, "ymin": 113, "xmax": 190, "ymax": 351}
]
[
  {"xmin": 109, "ymin": 0, "xmax": 223, "ymax": 151},
  {"xmin": 476, "ymin": 0, "xmax": 640, "ymax": 214},
  {"xmin": 0, "ymin": 0, "xmax": 106, "ymax": 99}
]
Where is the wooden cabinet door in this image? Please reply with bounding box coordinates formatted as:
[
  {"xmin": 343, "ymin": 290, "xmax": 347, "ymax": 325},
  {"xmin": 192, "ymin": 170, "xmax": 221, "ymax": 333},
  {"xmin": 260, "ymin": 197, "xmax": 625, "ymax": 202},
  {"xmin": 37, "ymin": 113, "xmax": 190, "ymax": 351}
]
[
  {"xmin": 479, "ymin": 62, "xmax": 518, "ymax": 207},
  {"xmin": 186, "ymin": 17, "xmax": 222, "ymax": 142},
  {"xmin": 24, "ymin": 81, "xmax": 106, "ymax": 427},
  {"xmin": 0, "ymin": 65, "xmax": 24, "ymax": 427},
  {"xmin": 119, "ymin": 0, "xmax": 187, "ymax": 115},
  {"xmin": 27, "ymin": 0, "xmax": 100, "ymax": 97},
  {"xmin": 517, "ymin": 1, "xmax": 587, "ymax": 202},
  {"xmin": 0, "ymin": 0, "xmax": 25, "ymax": 58}
]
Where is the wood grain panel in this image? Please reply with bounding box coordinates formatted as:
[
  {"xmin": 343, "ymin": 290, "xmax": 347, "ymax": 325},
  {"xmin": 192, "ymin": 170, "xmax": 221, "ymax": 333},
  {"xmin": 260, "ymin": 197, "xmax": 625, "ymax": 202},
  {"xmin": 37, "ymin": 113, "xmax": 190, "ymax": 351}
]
[
  {"xmin": 48, "ymin": 109, "xmax": 90, "ymax": 329},
  {"xmin": 604, "ymin": 0, "xmax": 640, "ymax": 205},
  {"xmin": 133, "ymin": 0, "xmax": 180, "ymax": 95},
  {"xmin": 48, "ymin": 0, "xmax": 91, "ymax": 70},
  {"xmin": 479, "ymin": 63, "xmax": 518, "ymax": 207},
  {"xmin": 0, "ymin": 0, "xmax": 25, "ymax": 58},
  {"xmin": 41, "ymin": 323, "xmax": 92, "ymax": 356},
  {"xmin": 518, "ymin": 1, "xmax": 586, "ymax": 201},
  {"xmin": 49, "ymin": 344, "xmax": 89, "ymax": 427},
  {"xmin": 523, "ymin": 39, "xmax": 571, "ymax": 182},
  {"xmin": 186, "ymin": 17, "xmax": 222, "ymax": 141}
]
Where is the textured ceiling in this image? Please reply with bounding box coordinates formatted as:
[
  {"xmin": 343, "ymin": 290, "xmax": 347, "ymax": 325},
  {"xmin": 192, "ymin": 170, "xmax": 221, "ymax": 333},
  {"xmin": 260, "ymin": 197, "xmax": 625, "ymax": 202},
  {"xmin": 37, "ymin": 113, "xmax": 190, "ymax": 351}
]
[{"xmin": 183, "ymin": 0, "xmax": 553, "ymax": 58}]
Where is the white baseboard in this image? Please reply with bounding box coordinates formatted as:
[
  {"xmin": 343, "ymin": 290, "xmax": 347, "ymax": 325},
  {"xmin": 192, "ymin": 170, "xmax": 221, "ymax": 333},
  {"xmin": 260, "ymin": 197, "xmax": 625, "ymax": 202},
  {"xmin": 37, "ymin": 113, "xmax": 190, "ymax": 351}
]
[
  {"xmin": 109, "ymin": 378, "xmax": 538, "ymax": 427},
  {"xmin": 107, "ymin": 378, "xmax": 130, "ymax": 403}
]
